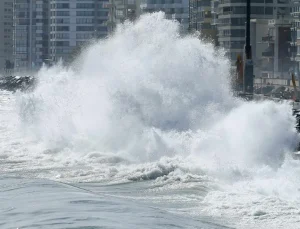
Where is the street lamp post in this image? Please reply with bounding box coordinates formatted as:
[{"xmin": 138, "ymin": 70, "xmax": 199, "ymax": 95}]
[
  {"xmin": 292, "ymin": 14, "xmax": 300, "ymax": 78},
  {"xmin": 243, "ymin": 0, "xmax": 254, "ymax": 94}
]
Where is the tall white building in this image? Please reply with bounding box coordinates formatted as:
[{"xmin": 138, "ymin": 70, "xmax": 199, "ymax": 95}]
[
  {"xmin": 0, "ymin": 0, "xmax": 13, "ymax": 74},
  {"xmin": 49, "ymin": 0, "xmax": 109, "ymax": 64},
  {"xmin": 217, "ymin": 0, "xmax": 291, "ymax": 64}
]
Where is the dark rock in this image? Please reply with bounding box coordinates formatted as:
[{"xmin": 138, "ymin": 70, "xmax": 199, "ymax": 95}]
[{"xmin": 0, "ymin": 75, "xmax": 36, "ymax": 92}]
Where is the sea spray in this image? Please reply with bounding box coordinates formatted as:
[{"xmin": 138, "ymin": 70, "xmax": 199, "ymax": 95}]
[
  {"xmin": 17, "ymin": 12, "xmax": 236, "ymax": 158},
  {"xmin": 14, "ymin": 12, "xmax": 299, "ymax": 179},
  {"xmin": 191, "ymin": 101, "xmax": 299, "ymax": 170}
]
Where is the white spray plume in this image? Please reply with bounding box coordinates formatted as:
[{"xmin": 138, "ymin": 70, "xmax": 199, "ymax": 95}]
[{"xmin": 17, "ymin": 12, "xmax": 299, "ymax": 170}]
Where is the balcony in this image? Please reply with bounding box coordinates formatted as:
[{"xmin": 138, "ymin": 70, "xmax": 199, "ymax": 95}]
[
  {"xmin": 278, "ymin": 0, "xmax": 289, "ymax": 3},
  {"xmin": 262, "ymin": 50, "xmax": 274, "ymax": 57},
  {"xmin": 262, "ymin": 35, "xmax": 274, "ymax": 43},
  {"xmin": 289, "ymin": 45, "xmax": 297, "ymax": 53},
  {"xmin": 262, "ymin": 45, "xmax": 274, "ymax": 57},
  {"xmin": 261, "ymin": 64, "xmax": 274, "ymax": 72}
]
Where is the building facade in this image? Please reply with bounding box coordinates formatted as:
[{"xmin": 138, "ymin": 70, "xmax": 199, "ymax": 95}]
[
  {"xmin": 49, "ymin": 0, "xmax": 109, "ymax": 64},
  {"xmin": 251, "ymin": 18, "xmax": 292, "ymax": 79},
  {"xmin": 0, "ymin": 0, "xmax": 13, "ymax": 74},
  {"xmin": 217, "ymin": 0, "xmax": 291, "ymax": 64},
  {"xmin": 140, "ymin": 0, "xmax": 189, "ymax": 32},
  {"xmin": 13, "ymin": 0, "xmax": 110, "ymax": 71},
  {"xmin": 250, "ymin": 19, "xmax": 269, "ymax": 78},
  {"xmin": 211, "ymin": 0, "xmax": 219, "ymax": 44},
  {"xmin": 261, "ymin": 19, "xmax": 291, "ymax": 78},
  {"xmin": 189, "ymin": 0, "xmax": 217, "ymax": 44},
  {"xmin": 108, "ymin": 0, "xmax": 141, "ymax": 33},
  {"xmin": 291, "ymin": 0, "xmax": 300, "ymax": 77},
  {"xmin": 13, "ymin": 0, "xmax": 49, "ymax": 73}
]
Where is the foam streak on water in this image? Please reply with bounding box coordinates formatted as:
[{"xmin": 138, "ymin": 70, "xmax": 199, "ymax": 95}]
[{"xmin": 1, "ymin": 12, "xmax": 300, "ymax": 228}]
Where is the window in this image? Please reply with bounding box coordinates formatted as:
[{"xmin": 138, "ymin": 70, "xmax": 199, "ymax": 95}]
[
  {"xmin": 76, "ymin": 18, "xmax": 94, "ymax": 24},
  {"xmin": 76, "ymin": 41, "xmax": 86, "ymax": 46},
  {"xmin": 116, "ymin": 10, "xmax": 123, "ymax": 17},
  {"xmin": 56, "ymin": 26, "xmax": 69, "ymax": 31},
  {"xmin": 98, "ymin": 11, "xmax": 108, "ymax": 16},
  {"xmin": 52, "ymin": 11, "xmax": 70, "ymax": 16},
  {"xmin": 76, "ymin": 3, "xmax": 95, "ymax": 9},
  {"xmin": 98, "ymin": 19, "xmax": 106, "ymax": 25},
  {"xmin": 76, "ymin": 11, "xmax": 94, "ymax": 16},
  {"xmin": 76, "ymin": 26, "xmax": 94, "ymax": 31},
  {"xmin": 97, "ymin": 26, "xmax": 107, "ymax": 32},
  {"xmin": 265, "ymin": 7, "xmax": 273, "ymax": 15},
  {"xmin": 56, "ymin": 3, "xmax": 69, "ymax": 9},
  {"xmin": 297, "ymin": 30, "xmax": 300, "ymax": 39},
  {"xmin": 55, "ymin": 41, "xmax": 69, "ymax": 46},
  {"xmin": 55, "ymin": 33, "xmax": 70, "ymax": 39},
  {"xmin": 53, "ymin": 18, "xmax": 70, "ymax": 24},
  {"xmin": 76, "ymin": 33, "xmax": 93, "ymax": 39}
]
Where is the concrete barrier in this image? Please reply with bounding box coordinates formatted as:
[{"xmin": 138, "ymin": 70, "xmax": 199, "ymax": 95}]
[{"xmin": 254, "ymin": 78, "xmax": 299, "ymax": 88}]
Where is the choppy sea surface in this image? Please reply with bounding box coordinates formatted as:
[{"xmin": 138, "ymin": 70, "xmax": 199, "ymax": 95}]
[
  {"xmin": 1, "ymin": 177, "xmax": 231, "ymax": 229},
  {"xmin": 1, "ymin": 13, "xmax": 300, "ymax": 229}
]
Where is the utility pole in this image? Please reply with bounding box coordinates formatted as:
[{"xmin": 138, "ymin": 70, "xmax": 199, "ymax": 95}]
[{"xmin": 243, "ymin": 0, "xmax": 254, "ymax": 94}]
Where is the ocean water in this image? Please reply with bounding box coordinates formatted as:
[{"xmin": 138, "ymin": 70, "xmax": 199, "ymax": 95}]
[{"xmin": 1, "ymin": 13, "xmax": 300, "ymax": 229}]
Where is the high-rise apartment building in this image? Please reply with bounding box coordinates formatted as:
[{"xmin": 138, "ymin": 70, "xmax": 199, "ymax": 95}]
[
  {"xmin": 108, "ymin": 0, "xmax": 188, "ymax": 33},
  {"xmin": 211, "ymin": 0, "xmax": 219, "ymax": 28},
  {"xmin": 0, "ymin": 0, "xmax": 13, "ymax": 74},
  {"xmin": 217, "ymin": 0, "xmax": 291, "ymax": 64},
  {"xmin": 250, "ymin": 19, "xmax": 269, "ymax": 78},
  {"xmin": 251, "ymin": 18, "xmax": 292, "ymax": 79},
  {"xmin": 49, "ymin": 0, "xmax": 109, "ymax": 64},
  {"xmin": 108, "ymin": 0, "xmax": 141, "ymax": 33},
  {"xmin": 13, "ymin": 0, "xmax": 49, "ymax": 73},
  {"xmin": 13, "ymin": 0, "xmax": 109, "ymax": 71},
  {"xmin": 291, "ymin": 0, "xmax": 300, "ymax": 76},
  {"xmin": 140, "ymin": 0, "xmax": 189, "ymax": 32},
  {"xmin": 189, "ymin": 0, "xmax": 217, "ymax": 44}
]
